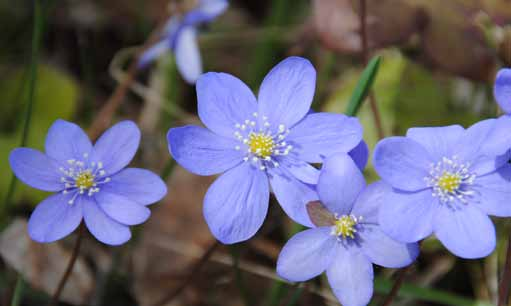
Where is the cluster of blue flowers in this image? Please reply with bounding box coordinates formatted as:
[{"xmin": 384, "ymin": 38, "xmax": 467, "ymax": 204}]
[{"xmin": 7, "ymin": 1, "xmax": 511, "ymax": 304}]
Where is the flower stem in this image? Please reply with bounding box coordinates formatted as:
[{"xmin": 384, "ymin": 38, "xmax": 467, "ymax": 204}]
[
  {"xmin": 358, "ymin": 0, "xmax": 385, "ymax": 139},
  {"xmin": 149, "ymin": 241, "xmax": 220, "ymax": 306},
  {"xmin": 380, "ymin": 265, "xmax": 411, "ymax": 306},
  {"xmin": 48, "ymin": 224, "xmax": 84, "ymax": 306},
  {"xmin": 230, "ymin": 245, "xmax": 253, "ymax": 306},
  {"xmin": 10, "ymin": 277, "xmax": 25, "ymax": 306},
  {"xmin": 498, "ymin": 236, "xmax": 511, "ymax": 306}
]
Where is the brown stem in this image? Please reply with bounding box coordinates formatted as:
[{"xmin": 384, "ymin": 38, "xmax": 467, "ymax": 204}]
[
  {"xmin": 358, "ymin": 0, "xmax": 385, "ymax": 139},
  {"xmin": 87, "ymin": 20, "xmax": 167, "ymax": 140},
  {"xmin": 149, "ymin": 241, "xmax": 220, "ymax": 306},
  {"xmin": 498, "ymin": 236, "xmax": 511, "ymax": 306},
  {"xmin": 48, "ymin": 224, "xmax": 84, "ymax": 306},
  {"xmin": 381, "ymin": 265, "xmax": 411, "ymax": 306}
]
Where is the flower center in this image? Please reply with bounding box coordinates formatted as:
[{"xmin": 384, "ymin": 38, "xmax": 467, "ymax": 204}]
[
  {"xmin": 75, "ymin": 170, "xmax": 95, "ymax": 189},
  {"xmin": 331, "ymin": 215, "xmax": 360, "ymax": 240},
  {"xmin": 59, "ymin": 153, "xmax": 111, "ymax": 204},
  {"xmin": 233, "ymin": 112, "xmax": 293, "ymax": 171},
  {"xmin": 248, "ymin": 132, "xmax": 275, "ymax": 158},
  {"xmin": 426, "ymin": 156, "xmax": 476, "ymax": 204}
]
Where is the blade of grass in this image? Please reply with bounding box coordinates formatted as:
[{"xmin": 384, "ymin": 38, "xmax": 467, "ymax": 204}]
[{"xmin": 345, "ymin": 56, "xmax": 382, "ymax": 117}]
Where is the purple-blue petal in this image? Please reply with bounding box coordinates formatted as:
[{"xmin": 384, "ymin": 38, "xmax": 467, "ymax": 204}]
[
  {"xmin": 182, "ymin": 0, "xmax": 228, "ymax": 25},
  {"xmin": 28, "ymin": 192, "xmax": 83, "ymax": 243},
  {"xmin": 494, "ymin": 68, "xmax": 511, "ymax": 114},
  {"xmin": 101, "ymin": 168, "xmax": 167, "ymax": 205},
  {"xmin": 258, "ymin": 57, "xmax": 316, "ymax": 129},
  {"xmin": 167, "ymin": 125, "xmax": 243, "ymax": 176},
  {"xmin": 351, "ymin": 181, "xmax": 391, "ymax": 224},
  {"xmin": 406, "ymin": 125, "xmax": 464, "ymax": 161},
  {"xmin": 277, "ymin": 227, "xmax": 337, "ymax": 282},
  {"xmin": 349, "ymin": 140, "xmax": 369, "ymax": 171},
  {"xmin": 279, "ymin": 156, "xmax": 320, "ymax": 185},
  {"xmin": 9, "ymin": 148, "xmax": 63, "ymax": 192},
  {"xmin": 472, "ymin": 164, "xmax": 511, "ymax": 217},
  {"xmin": 92, "ymin": 120, "xmax": 140, "ymax": 175},
  {"xmin": 287, "ymin": 113, "xmax": 363, "ymax": 163},
  {"xmin": 326, "ymin": 247, "xmax": 374, "ymax": 306},
  {"xmin": 268, "ymin": 167, "xmax": 317, "ymax": 227},
  {"xmin": 373, "ymin": 137, "xmax": 432, "ymax": 191},
  {"xmin": 317, "ymin": 153, "xmax": 365, "ymax": 216},
  {"xmin": 204, "ymin": 163, "xmax": 269, "ymax": 244},
  {"xmin": 434, "ymin": 204, "xmax": 496, "ymax": 259},
  {"xmin": 378, "ymin": 188, "xmax": 435, "ymax": 243},
  {"xmin": 95, "ymin": 191, "xmax": 151, "ymax": 225},
  {"xmin": 83, "ymin": 197, "xmax": 131, "ymax": 245},
  {"xmin": 138, "ymin": 40, "xmax": 170, "ymax": 68},
  {"xmin": 45, "ymin": 119, "xmax": 92, "ymax": 162},
  {"xmin": 174, "ymin": 26, "xmax": 202, "ymax": 84},
  {"xmin": 197, "ymin": 72, "xmax": 258, "ymax": 138},
  {"xmin": 359, "ymin": 224, "xmax": 419, "ymax": 268}
]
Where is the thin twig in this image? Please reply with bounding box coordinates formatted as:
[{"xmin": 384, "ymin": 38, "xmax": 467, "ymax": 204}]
[
  {"xmin": 358, "ymin": 0, "xmax": 385, "ymax": 139},
  {"xmin": 48, "ymin": 224, "xmax": 85, "ymax": 306},
  {"xmin": 498, "ymin": 236, "xmax": 511, "ymax": 306},
  {"xmin": 380, "ymin": 266, "xmax": 411, "ymax": 306},
  {"xmin": 149, "ymin": 241, "xmax": 220, "ymax": 306},
  {"xmin": 87, "ymin": 20, "xmax": 167, "ymax": 140}
]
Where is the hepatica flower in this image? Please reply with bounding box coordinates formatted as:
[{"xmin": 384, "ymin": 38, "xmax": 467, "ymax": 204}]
[
  {"xmin": 9, "ymin": 120, "xmax": 167, "ymax": 245},
  {"xmin": 494, "ymin": 68, "xmax": 511, "ymax": 114},
  {"xmin": 277, "ymin": 154, "xmax": 418, "ymax": 306},
  {"xmin": 138, "ymin": 0, "xmax": 228, "ymax": 83},
  {"xmin": 374, "ymin": 120, "xmax": 511, "ymax": 259},
  {"xmin": 168, "ymin": 57, "xmax": 362, "ymax": 244}
]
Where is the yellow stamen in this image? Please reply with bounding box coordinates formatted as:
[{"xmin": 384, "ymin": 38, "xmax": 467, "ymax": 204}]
[
  {"xmin": 332, "ymin": 215, "xmax": 358, "ymax": 239},
  {"xmin": 437, "ymin": 172, "xmax": 462, "ymax": 193},
  {"xmin": 75, "ymin": 170, "xmax": 95, "ymax": 189},
  {"xmin": 248, "ymin": 132, "xmax": 274, "ymax": 158}
]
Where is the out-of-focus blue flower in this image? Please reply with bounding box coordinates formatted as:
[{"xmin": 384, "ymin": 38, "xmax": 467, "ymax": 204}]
[
  {"xmin": 167, "ymin": 57, "xmax": 363, "ymax": 244},
  {"xmin": 374, "ymin": 120, "xmax": 511, "ymax": 259},
  {"xmin": 494, "ymin": 68, "xmax": 511, "ymax": 114},
  {"xmin": 277, "ymin": 153, "xmax": 418, "ymax": 306},
  {"xmin": 138, "ymin": 0, "xmax": 228, "ymax": 84},
  {"xmin": 9, "ymin": 120, "xmax": 167, "ymax": 245}
]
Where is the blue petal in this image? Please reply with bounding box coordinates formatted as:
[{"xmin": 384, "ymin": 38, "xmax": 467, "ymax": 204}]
[
  {"xmin": 182, "ymin": 0, "xmax": 228, "ymax": 25},
  {"xmin": 360, "ymin": 224, "xmax": 419, "ymax": 268},
  {"xmin": 434, "ymin": 204, "xmax": 495, "ymax": 259},
  {"xmin": 456, "ymin": 117, "xmax": 511, "ymax": 166},
  {"xmin": 196, "ymin": 72, "xmax": 258, "ymax": 138},
  {"xmin": 494, "ymin": 68, "xmax": 511, "ymax": 114},
  {"xmin": 28, "ymin": 192, "xmax": 83, "ymax": 243},
  {"xmin": 45, "ymin": 119, "xmax": 93, "ymax": 162},
  {"xmin": 277, "ymin": 227, "xmax": 337, "ymax": 282},
  {"xmin": 326, "ymin": 247, "xmax": 374, "ymax": 306},
  {"xmin": 167, "ymin": 125, "xmax": 243, "ymax": 176},
  {"xmin": 317, "ymin": 153, "xmax": 365, "ymax": 216},
  {"xmin": 204, "ymin": 163, "xmax": 269, "ymax": 244},
  {"xmin": 83, "ymin": 197, "xmax": 131, "ymax": 246},
  {"xmin": 92, "ymin": 121, "xmax": 140, "ymax": 175},
  {"xmin": 287, "ymin": 113, "xmax": 363, "ymax": 163},
  {"xmin": 95, "ymin": 191, "xmax": 151, "ymax": 225},
  {"xmin": 9, "ymin": 148, "xmax": 63, "ymax": 192},
  {"xmin": 138, "ymin": 40, "xmax": 170, "ymax": 68},
  {"xmin": 101, "ymin": 168, "xmax": 167, "ymax": 205},
  {"xmin": 279, "ymin": 156, "xmax": 319, "ymax": 185},
  {"xmin": 349, "ymin": 140, "xmax": 369, "ymax": 171},
  {"xmin": 378, "ymin": 188, "xmax": 435, "ymax": 243},
  {"xmin": 258, "ymin": 57, "xmax": 316, "ymax": 129},
  {"xmin": 373, "ymin": 137, "xmax": 432, "ymax": 191},
  {"xmin": 268, "ymin": 167, "xmax": 317, "ymax": 227},
  {"xmin": 472, "ymin": 164, "xmax": 511, "ymax": 217},
  {"xmin": 406, "ymin": 125, "xmax": 464, "ymax": 161},
  {"xmin": 174, "ymin": 26, "xmax": 202, "ymax": 84},
  {"xmin": 351, "ymin": 181, "xmax": 391, "ymax": 224}
]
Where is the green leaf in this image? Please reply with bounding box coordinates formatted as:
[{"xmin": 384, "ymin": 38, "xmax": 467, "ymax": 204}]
[
  {"xmin": 345, "ymin": 56, "xmax": 381, "ymax": 116},
  {"xmin": 374, "ymin": 277, "xmax": 493, "ymax": 306}
]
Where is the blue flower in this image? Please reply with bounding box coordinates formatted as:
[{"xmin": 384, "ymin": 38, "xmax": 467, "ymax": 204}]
[
  {"xmin": 9, "ymin": 120, "xmax": 167, "ymax": 245},
  {"xmin": 277, "ymin": 154, "xmax": 418, "ymax": 306},
  {"xmin": 494, "ymin": 68, "xmax": 511, "ymax": 114},
  {"xmin": 374, "ymin": 120, "xmax": 511, "ymax": 259},
  {"xmin": 167, "ymin": 57, "xmax": 363, "ymax": 244},
  {"xmin": 138, "ymin": 0, "xmax": 228, "ymax": 84}
]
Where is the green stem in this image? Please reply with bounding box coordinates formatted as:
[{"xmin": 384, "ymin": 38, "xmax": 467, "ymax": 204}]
[{"xmin": 10, "ymin": 277, "xmax": 25, "ymax": 306}]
